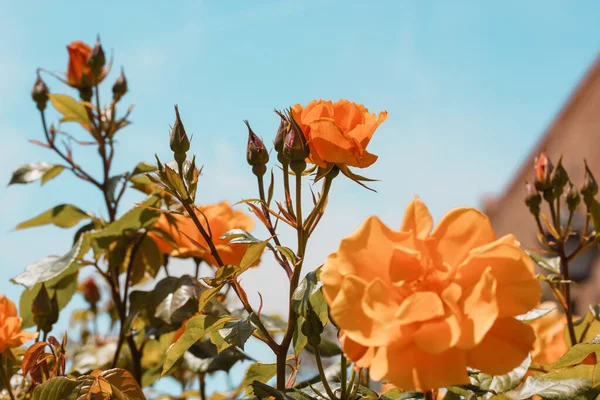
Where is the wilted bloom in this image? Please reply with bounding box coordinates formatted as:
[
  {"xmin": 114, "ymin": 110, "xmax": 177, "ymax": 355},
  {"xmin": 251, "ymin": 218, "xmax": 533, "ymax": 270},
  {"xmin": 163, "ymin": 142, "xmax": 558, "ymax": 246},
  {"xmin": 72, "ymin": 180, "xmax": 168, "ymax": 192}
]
[
  {"xmin": 321, "ymin": 197, "xmax": 540, "ymax": 391},
  {"xmin": 291, "ymin": 99, "xmax": 387, "ymax": 168},
  {"xmin": 66, "ymin": 41, "xmax": 107, "ymax": 89},
  {"xmin": 149, "ymin": 201, "xmax": 259, "ymax": 268},
  {"xmin": 529, "ymin": 302, "xmax": 569, "ymax": 365},
  {"xmin": 0, "ymin": 295, "xmax": 38, "ymax": 353}
]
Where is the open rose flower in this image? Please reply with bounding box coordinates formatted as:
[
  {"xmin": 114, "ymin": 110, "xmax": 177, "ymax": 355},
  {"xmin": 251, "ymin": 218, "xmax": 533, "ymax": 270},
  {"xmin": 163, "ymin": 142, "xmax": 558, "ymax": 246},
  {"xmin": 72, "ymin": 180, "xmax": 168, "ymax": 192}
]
[
  {"xmin": 0, "ymin": 295, "xmax": 38, "ymax": 353},
  {"xmin": 529, "ymin": 302, "xmax": 569, "ymax": 365},
  {"xmin": 66, "ymin": 41, "xmax": 107, "ymax": 89},
  {"xmin": 290, "ymin": 99, "xmax": 387, "ymax": 168},
  {"xmin": 321, "ymin": 197, "xmax": 540, "ymax": 391},
  {"xmin": 149, "ymin": 201, "xmax": 258, "ymax": 268}
]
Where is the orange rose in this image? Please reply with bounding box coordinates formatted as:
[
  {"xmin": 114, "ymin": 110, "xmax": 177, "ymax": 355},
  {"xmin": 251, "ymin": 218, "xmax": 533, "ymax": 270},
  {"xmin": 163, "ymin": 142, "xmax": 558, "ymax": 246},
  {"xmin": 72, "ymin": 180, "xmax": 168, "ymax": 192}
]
[
  {"xmin": 290, "ymin": 100, "xmax": 387, "ymax": 168},
  {"xmin": 321, "ymin": 197, "xmax": 540, "ymax": 391},
  {"xmin": 66, "ymin": 41, "xmax": 105, "ymax": 88},
  {"xmin": 0, "ymin": 295, "xmax": 38, "ymax": 353},
  {"xmin": 150, "ymin": 201, "xmax": 256, "ymax": 267},
  {"xmin": 529, "ymin": 302, "xmax": 569, "ymax": 365}
]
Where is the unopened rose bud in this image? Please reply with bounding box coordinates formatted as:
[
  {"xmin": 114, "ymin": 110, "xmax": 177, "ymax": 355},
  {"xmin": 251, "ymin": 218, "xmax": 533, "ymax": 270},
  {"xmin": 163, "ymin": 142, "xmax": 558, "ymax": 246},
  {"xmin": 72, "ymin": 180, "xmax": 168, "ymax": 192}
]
[
  {"xmin": 32, "ymin": 284, "xmax": 59, "ymax": 334},
  {"xmin": 581, "ymin": 161, "xmax": 598, "ymax": 206},
  {"xmin": 87, "ymin": 36, "xmax": 106, "ymax": 78},
  {"xmin": 112, "ymin": 68, "xmax": 128, "ymax": 102},
  {"xmin": 79, "ymin": 277, "xmax": 101, "ymax": 305},
  {"xmin": 274, "ymin": 113, "xmax": 288, "ymax": 154},
  {"xmin": 524, "ymin": 181, "xmax": 542, "ymax": 216},
  {"xmin": 534, "ymin": 152, "xmax": 554, "ymax": 191},
  {"xmin": 245, "ymin": 120, "xmax": 269, "ymax": 177},
  {"xmin": 31, "ymin": 75, "xmax": 49, "ymax": 111},
  {"xmin": 566, "ymin": 183, "xmax": 581, "ymax": 213},
  {"xmin": 170, "ymin": 105, "xmax": 191, "ymax": 168},
  {"xmin": 283, "ymin": 113, "xmax": 309, "ymax": 173},
  {"xmin": 551, "ymin": 158, "xmax": 569, "ymax": 195}
]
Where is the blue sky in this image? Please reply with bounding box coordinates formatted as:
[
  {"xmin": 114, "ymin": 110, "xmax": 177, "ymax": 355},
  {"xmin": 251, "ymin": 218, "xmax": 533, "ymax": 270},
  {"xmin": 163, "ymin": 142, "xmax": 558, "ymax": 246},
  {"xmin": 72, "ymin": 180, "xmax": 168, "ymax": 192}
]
[{"xmin": 0, "ymin": 0, "xmax": 599, "ymax": 396}]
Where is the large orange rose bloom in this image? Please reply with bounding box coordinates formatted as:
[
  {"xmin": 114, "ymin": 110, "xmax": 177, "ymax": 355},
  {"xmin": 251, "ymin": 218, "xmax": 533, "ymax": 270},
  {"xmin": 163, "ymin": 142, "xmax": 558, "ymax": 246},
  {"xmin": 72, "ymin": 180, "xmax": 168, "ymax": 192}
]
[
  {"xmin": 290, "ymin": 100, "xmax": 387, "ymax": 168},
  {"xmin": 150, "ymin": 201, "xmax": 256, "ymax": 267},
  {"xmin": 0, "ymin": 295, "xmax": 38, "ymax": 353},
  {"xmin": 529, "ymin": 302, "xmax": 569, "ymax": 365},
  {"xmin": 321, "ymin": 197, "xmax": 541, "ymax": 391},
  {"xmin": 66, "ymin": 41, "xmax": 104, "ymax": 88}
]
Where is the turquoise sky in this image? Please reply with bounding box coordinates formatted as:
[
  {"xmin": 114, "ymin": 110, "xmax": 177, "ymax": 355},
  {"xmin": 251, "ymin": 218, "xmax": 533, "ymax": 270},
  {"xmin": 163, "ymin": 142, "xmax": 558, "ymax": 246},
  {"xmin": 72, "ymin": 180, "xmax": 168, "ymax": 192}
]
[{"xmin": 1, "ymin": 0, "xmax": 599, "ymax": 396}]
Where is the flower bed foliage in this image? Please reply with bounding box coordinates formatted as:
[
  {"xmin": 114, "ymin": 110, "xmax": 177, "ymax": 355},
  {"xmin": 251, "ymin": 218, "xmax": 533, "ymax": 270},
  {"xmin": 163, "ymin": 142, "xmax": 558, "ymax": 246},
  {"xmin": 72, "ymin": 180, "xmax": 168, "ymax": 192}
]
[{"xmin": 4, "ymin": 38, "xmax": 600, "ymax": 400}]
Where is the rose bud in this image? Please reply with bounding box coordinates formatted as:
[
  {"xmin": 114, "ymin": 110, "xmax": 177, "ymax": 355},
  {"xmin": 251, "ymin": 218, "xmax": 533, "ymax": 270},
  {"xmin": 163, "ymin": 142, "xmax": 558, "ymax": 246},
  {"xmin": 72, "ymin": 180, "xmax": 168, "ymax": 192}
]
[
  {"xmin": 245, "ymin": 120, "xmax": 269, "ymax": 177},
  {"xmin": 283, "ymin": 112, "xmax": 310, "ymax": 173},
  {"xmin": 534, "ymin": 152, "xmax": 554, "ymax": 191},
  {"xmin": 274, "ymin": 112, "xmax": 288, "ymax": 155},
  {"xmin": 566, "ymin": 183, "xmax": 581, "ymax": 213},
  {"xmin": 524, "ymin": 181, "xmax": 542, "ymax": 217},
  {"xmin": 79, "ymin": 277, "xmax": 101, "ymax": 305},
  {"xmin": 31, "ymin": 74, "xmax": 49, "ymax": 111},
  {"xmin": 87, "ymin": 36, "xmax": 106, "ymax": 78},
  {"xmin": 112, "ymin": 67, "xmax": 128, "ymax": 102},
  {"xmin": 581, "ymin": 161, "xmax": 598, "ymax": 206},
  {"xmin": 170, "ymin": 105, "xmax": 190, "ymax": 156}
]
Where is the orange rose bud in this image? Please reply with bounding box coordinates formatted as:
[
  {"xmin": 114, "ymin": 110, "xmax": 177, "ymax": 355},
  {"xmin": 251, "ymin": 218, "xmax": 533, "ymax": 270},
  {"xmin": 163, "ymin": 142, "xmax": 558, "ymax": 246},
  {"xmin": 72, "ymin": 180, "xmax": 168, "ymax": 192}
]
[
  {"xmin": 534, "ymin": 152, "xmax": 553, "ymax": 191},
  {"xmin": 245, "ymin": 120, "xmax": 269, "ymax": 175},
  {"xmin": 321, "ymin": 197, "xmax": 540, "ymax": 391},
  {"xmin": 31, "ymin": 74, "xmax": 49, "ymax": 111},
  {"xmin": 112, "ymin": 67, "xmax": 128, "ymax": 102},
  {"xmin": 0, "ymin": 295, "xmax": 37, "ymax": 353},
  {"xmin": 67, "ymin": 41, "xmax": 93, "ymax": 88},
  {"xmin": 291, "ymin": 99, "xmax": 387, "ymax": 169}
]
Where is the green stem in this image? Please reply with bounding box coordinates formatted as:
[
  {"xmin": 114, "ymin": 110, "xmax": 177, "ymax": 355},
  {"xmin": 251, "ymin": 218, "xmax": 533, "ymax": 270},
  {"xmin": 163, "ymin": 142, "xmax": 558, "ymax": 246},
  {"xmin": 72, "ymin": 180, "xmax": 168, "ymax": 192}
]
[
  {"xmin": 303, "ymin": 172, "xmax": 335, "ymax": 233},
  {"xmin": 340, "ymin": 354, "xmax": 347, "ymax": 400},
  {"xmin": 282, "ymin": 161, "xmax": 295, "ymax": 216},
  {"xmin": 257, "ymin": 175, "xmax": 293, "ymax": 278},
  {"xmin": 314, "ymin": 345, "xmax": 337, "ymax": 400},
  {"xmin": 559, "ymin": 252, "xmax": 578, "ymax": 345},
  {"xmin": 0, "ymin": 355, "xmax": 15, "ymax": 400},
  {"xmin": 277, "ymin": 172, "xmax": 305, "ymax": 389}
]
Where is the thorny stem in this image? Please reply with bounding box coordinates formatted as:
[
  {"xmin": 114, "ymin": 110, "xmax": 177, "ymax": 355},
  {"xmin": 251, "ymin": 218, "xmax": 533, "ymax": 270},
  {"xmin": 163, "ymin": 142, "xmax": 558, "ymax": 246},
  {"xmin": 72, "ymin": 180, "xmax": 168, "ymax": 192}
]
[
  {"xmin": 256, "ymin": 174, "xmax": 293, "ymax": 279},
  {"xmin": 314, "ymin": 345, "xmax": 337, "ymax": 400}
]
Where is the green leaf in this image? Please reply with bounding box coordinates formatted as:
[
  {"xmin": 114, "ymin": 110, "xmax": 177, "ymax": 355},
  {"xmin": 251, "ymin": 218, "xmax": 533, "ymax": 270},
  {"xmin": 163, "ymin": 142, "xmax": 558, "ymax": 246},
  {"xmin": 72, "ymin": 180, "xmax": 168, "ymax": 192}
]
[
  {"xmin": 293, "ymin": 316, "xmax": 308, "ymax": 355},
  {"xmin": 99, "ymin": 368, "xmax": 146, "ymax": 399},
  {"xmin": 267, "ymin": 169, "xmax": 275, "ymax": 206},
  {"xmin": 12, "ymin": 233, "xmax": 91, "ymax": 289},
  {"xmin": 162, "ymin": 315, "xmax": 233, "ymax": 375},
  {"xmin": 41, "ymin": 165, "xmax": 65, "ymax": 185},
  {"xmin": 590, "ymin": 200, "xmax": 600, "ymax": 236},
  {"xmin": 469, "ymin": 354, "xmax": 531, "ymax": 393},
  {"xmin": 48, "ymin": 93, "xmax": 90, "ymax": 125},
  {"xmin": 239, "ymin": 240, "xmax": 269, "ymax": 271},
  {"xmin": 241, "ymin": 362, "xmax": 277, "ymax": 397},
  {"xmin": 276, "ymin": 246, "xmax": 297, "ymax": 264},
  {"xmin": 198, "ymin": 284, "xmax": 224, "ymax": 312},
  {"xmin": 132, "ymin": 162, "xmax": 157, "ymax": 176},
  {"xmin": 220, "ymin": 229, "xmax": 263, "ymax": 245},
  {"xmin": 516, "ymin": 308, "xmax": 555, "ymax": 322},
  {"xmin": 154, "ymin": 276, "xmax": 201, "ymax": 324},
  {"xmin": 9, "ymin": 162, "xmax": 54, "ymax": 185},
  {"xmin": 552, "ymin": 342, "xmax": 600, "ymax": 369},
  {"xmin": 218, "ymin": 315, "xmax": 256, "ymax": 350},
  {"xmin": 202, "ymin": 265, "xmax": 240, "ymax": 287},
  {"xmin": 130, "ymin": 235, "xmax": 163, "ymax": 284},
  {"xmin": 20, "ymin": 272, "xmax": 79, "ymax": 328},
  {"xmin": 526, "ymin": 250, "xmax": 561, "ymax": 274},
  {"xmin": 292, "ymin": 270, "xmax": 319, "ymax": 317},
  {"xmin": 92, "ymin": 194, "xmax": 161, "ymax": 249},
  {"xmin": 15, "ymin": 204, "xmax": 91, "ymax": 230},
  {"xmin": 508, "ymin": 376, "xmax": 593, "ymax": 399},
  {"xmin": 573, "ymin": 313, "xmax": 600, "ymax": 344},
  {"xmin": 31, "ymin": 376, "xmax": 83, "ymax": 400}
]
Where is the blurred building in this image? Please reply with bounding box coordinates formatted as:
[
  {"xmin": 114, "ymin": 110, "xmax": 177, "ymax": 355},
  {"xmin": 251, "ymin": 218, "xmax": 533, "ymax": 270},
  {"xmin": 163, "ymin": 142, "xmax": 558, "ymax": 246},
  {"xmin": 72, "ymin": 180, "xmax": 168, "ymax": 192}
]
[{"xmin": 483, "ymin": 55, "xmax": 600, "ymax": 315}]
